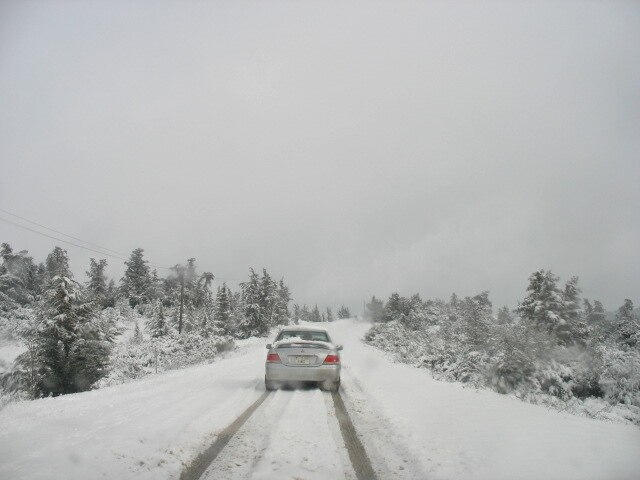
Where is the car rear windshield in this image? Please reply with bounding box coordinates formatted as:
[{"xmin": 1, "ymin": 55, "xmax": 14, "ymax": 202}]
[{"xmin": 276, "ymin": 330, "xmax": 330, "ymax": 342}]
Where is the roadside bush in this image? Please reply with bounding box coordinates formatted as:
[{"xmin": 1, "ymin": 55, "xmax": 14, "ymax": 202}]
[
  {"xmin": 97, "ymin": 331, "xmax": 234, "ymax": 387},
  {"xmin": 599, "ymin": 349, "xmax": 640, "ymax": 407}
]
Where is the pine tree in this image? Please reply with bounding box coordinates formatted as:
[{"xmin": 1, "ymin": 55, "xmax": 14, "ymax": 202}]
[
  {"xmin": 497, "ymin": 306, "xmax": 514, "ymax": 324},
  {"xmin": 0, "ymin": 243, "xmax": 40, "ymax": 309},
  {"xmin": 195, "ymin": 271, "xmax": 215, "ymax": 308},
  {"xmin": 181, "ymin": 258, "xmax": 198, "ymax": 310},
  {"xmin": 559, "ymin": 276, "xmax": 587, "ymax": 345},
  {"xmin": 0, "ymin": 244, "xmax": 20, "ymax": 315},
  {"xmin": 310, "ymin": 305, "xmax": 322, "ymax": 322},
  {"xmin": 385, "ymin": 293, "xmax": 402, "ymax": 321},
  {"xmin": 34, "ymin": 249, "xmax": 111, "ymax": 395},
  {"xmin": 516, "ymin": 270, "xmax": 565, "ymax": 340},
  {"xmin": 584, "ymin": 299, "xmax": 608, "ymax": 340},
  {"xmin": 104, "ymin": 279, "xmax": 117, "ymax": 308},
  {"xmin": 147, "ymin": 269, "xmax": 164, "ymax": 303},
  {"xmin": 215, "ymin": 283, "xmax": 232, "ymax": 333},
  {"xmin": 86, "ymin": 258, "xmax": 108, "ymax": 307},
  {"xmin": 300, "ymin": 304, "xmax": 311, "ymax": 322},
  {"xmin": 615, "ymin": 299, "xmax": 639, "ymax": 348},
  {"xmin": 592, "ymin": 300, "xmax": 606, "ymax": 323},
  {"xmin": 292, "ymin": 304, "xmax": 301, "ymax": 324},
  {"xmin": 583, "ymin": 299, "xmax": 594, "ymax": 322},
  {"xmin": 45, "ymin": 246, "xmax": 70, "ymax": 279},
  {"xmin": 450, "ymin": 292, "xmax": 459, "ymax": 308},
  {"xmin": 146, "ymin": 300, "xmax": 169, "ymax": 337},
  {"xmin": 274, "ymin": 279, "xmax": 291, "ymax": 325},
  {"xmin": 337, "ymin": 306, "xmax": 351, "ymax": 319},
  {"xmin": 120, "ymin": 248, "xmax": 151, "ymax": 307},
  {"xmin": 365, "ymin": 296, "xmax": 385, "ymax": 322},
  {"xmin": 131, "ymin": 321, "xmax": 144, "ymax": 344},
  {"xmin": 326, "ymin": 307, "xmax": 334, "ymax": 322},
  {"xmin": 239, "ymin": 268, "xmax": 266, "ymax": 338},
  {"xmin": 460, "ymin": 292, "xmax": 493, "ymax": 350},
  {"xmin": 259, "ymin": 269, "xmax": 278, "ymax": 328}
]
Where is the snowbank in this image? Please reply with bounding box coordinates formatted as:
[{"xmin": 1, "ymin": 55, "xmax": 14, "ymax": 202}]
[{"xmin": 0, "ymin": 339, "xmax": 268, "ymax": 480}]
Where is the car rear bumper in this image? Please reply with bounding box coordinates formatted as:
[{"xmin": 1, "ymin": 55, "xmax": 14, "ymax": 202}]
[{"xmin": 265, "ymin": 363, "xmax": 340, "ymax": 383}]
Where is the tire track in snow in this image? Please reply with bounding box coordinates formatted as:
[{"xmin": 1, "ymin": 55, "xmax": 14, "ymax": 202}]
[
  {"xmin": 187, "ymin": 386, "xmax": 372, "ymax": 480},
  {"xmin": 338, "ymin": 371, "xmax": 429, "ymax": 479},
  {"xmin": 180, "ymin": 391, "xmax": 271, "ymax": 480},
  {"xmin": 331, "ymin": 390, "xmax": 378, "ymax": 480},
  {"xmin": 196, "ymin": 389, "xmax": 295, "ymax": 479}
]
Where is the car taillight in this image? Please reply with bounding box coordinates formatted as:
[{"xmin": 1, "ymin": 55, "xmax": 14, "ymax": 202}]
[
  {"xmin": 323, "ymin": 354, "xmax": 340, "ymax": 364},
  {"xmin": 266, "ymin": 353, "xmax": 281, "ymax": 363}
]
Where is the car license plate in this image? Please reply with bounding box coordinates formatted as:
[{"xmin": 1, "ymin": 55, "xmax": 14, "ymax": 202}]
[{"xmin": 291, "ymin": 355, "xmax": 311, "ymax": 365}]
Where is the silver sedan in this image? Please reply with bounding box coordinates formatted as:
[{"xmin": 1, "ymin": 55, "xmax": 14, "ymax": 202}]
[{"xmin": 265, "ymin": 326, "xmax": 342, "ymax": 392}]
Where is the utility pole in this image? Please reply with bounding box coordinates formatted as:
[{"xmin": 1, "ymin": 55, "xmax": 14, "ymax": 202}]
[{"xmin": 178, "ymin": 266, "xmax": 185, "ymax": 334}]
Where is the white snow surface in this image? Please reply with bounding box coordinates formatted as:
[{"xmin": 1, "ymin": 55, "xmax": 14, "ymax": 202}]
[{"xmin": 0, "ymin": 319, "xmax": 639, "ymax": 480}]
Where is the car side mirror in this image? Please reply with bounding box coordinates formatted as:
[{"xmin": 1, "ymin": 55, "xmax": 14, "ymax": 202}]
[
  {"xmin": 266, "ymin": 344, "xmax": 272, "ymax": 350},
  {"xmin": 337, "ymin": 345, "xmax": 343, "ymax": 351}
]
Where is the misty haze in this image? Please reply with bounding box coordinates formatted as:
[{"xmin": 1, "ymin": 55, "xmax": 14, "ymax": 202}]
[{"xmin": 1, "ymin": 1, "xmax": 639, "ymax": 480}]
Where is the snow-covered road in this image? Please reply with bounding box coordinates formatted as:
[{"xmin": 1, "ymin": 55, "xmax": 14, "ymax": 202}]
[
  {"xmin": 1, "ymin": 319, "xmax": 639, "ymax": 480},
  {"xmin": 199, "ymin": 388, "xmax": 352, "ymax": 480}
]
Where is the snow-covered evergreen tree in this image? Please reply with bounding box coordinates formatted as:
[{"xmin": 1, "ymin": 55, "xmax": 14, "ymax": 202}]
[
  {"xmin": 147, "ymin": 269, "xmax": 164, "ymax": 303},
  {"xmin": 326, "ymin": 307, "xmax": 334, "ymax": 322},
  {"xmin": 310, "ymin": 305, "xmax": 322, "ymax": 322},
  {"xmin": 497, "ymin": 306, "xmax": 514, "ymax": 324},
  {"xmin": 291, "ymin": 304, "xmax": 301, "ymax": 324},
  {"xmin": 104, "ymin": 279, "xmax": 117, "ymax": 308},
  {"xmin": 120, "ymin": 248, "xmax": 151, "ymax": 307},
  {"xmin": 460, "ymin": 292, "xmax": 493, "ymax": 350},
  {"xmin": 337, "ymin": 305, "xmax": 351, "ymax": 319},
  {"xmin": 33, "ymin": 249, "xmax": 112, "ymax": 395},
  {"xmin": 300, "ymin": 304, "xmax": 311, "ymax": 322},
  {"xmin": 559, "ymin": 276, "xmax": 587, "ymax": 345},
  {"xmin": 259, "ymin": 269, "xmax": 278, "ymax": 327},
  {"xmin": 365, "ymin": 296, "xmax": 385, "ymax": 322},
  {"xmin": 0, "ymin": 243, "xmax": 40, "ymax": 310},
  {"xmin": 86, "ymin": 258, "xmax": 108, "ymax": 307},
  {"xmin": 583, "ymin": 299, "xmax": 606, "ymax": 326},
  {"xmin": 239, "ymin": 268, "xmax": 265, "ymax": 338},
  {"xmin": 516, "ymin": 270, "xmax": 566, "ymax": 341},
  {"xmin": 215, "ymin": 283, "xmax": 233, "ymax": 334},
  {"xmin": 131, "ymin": 321, "xmax": 144, "ymax": 344},
  {"xmin": 615, "ymin": 299, "xmax": 639, "ymax": 348},
  {"xmin": 45, "ymin": 246, "xmax": 70, "ymax": 279},
  {"xmin": 146, "ymin": 300, "xmax": 169, "ymax": 337},
  {"xmin": 274, "ymin": 279, "xmax": 291, "ymax": 325},
  {"xmin": 0, "ymin": 247, "xmax": 20, "ymax": 316}
]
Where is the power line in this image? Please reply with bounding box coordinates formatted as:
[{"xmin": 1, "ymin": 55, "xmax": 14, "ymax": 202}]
[
  {"xmin": 0, "ymin": 207, "xmax": 127, "ymax": 256},
  {"xmin": 0, "ymin": 215, "xmax": 171, "ymax": 270},
  {"xmin": 0, "ymin": 208, "xmax": 244, "ymax": 279},
  {"xmin": 0, "ymin": 215, "xmax": 129, "ymax": 262}
]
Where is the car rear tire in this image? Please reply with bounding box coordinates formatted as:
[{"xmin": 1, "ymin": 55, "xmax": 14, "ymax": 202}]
[
  {"xmin": 265, "ymin": 377, "xmax": 277, "ymax": 391},
  {"xmin": 321, "ymin": 379, "xmax": 340, "ymax": 392}
]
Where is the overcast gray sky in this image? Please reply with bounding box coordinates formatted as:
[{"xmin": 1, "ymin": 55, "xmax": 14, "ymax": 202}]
[{"xmin": 1, "ymin": 1, "xmax": 638, "ymax": 313}]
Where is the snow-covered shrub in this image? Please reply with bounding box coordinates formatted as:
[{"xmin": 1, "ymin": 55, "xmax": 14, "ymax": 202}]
[
  {"xmin": 97, "ymin": 331, "xmax": 234, "ymax": 388},
  {"xmin": 446, "ymin": 350, "xmax": 490, "ymax": 386},
  {"xmin": 364, "ymin": 285, "xmax": 640, "ymax": 426},
  {"xmin": 95, "ymin": 307, "xmax": 126, "ymax": 342},
  {"xmin": 487, "ymin": 323, "xmax": 537, "ymax": 393},
  {"xmin": 532, "ymin": 359, "xmax": 575, "ymax": 400},
  {"xmin": 599, "ymin": 349, "xmax": 640, "ymax": 407}
]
